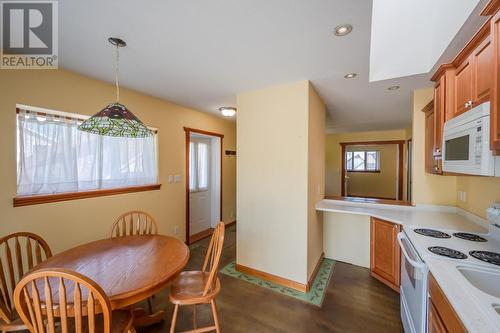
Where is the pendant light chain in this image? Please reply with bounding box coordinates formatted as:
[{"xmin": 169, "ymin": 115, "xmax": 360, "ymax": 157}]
[{"xmin": 115, "ymin": 44, "xmax": 120, "ymax": 102}]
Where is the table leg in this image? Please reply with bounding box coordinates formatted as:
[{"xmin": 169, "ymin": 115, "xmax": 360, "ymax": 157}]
[{"xmin": 131, "ymin": 307, "xmax": 165, "ymax": 326}]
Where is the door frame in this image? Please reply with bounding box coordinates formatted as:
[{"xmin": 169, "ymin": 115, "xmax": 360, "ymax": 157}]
[
  {"xmin": 184, "ymin": 127, "xmax": 224, "ymax": 245},
  {"xmin": 340, "ymin": 140, "xmax": 405, "ymax": 200}
]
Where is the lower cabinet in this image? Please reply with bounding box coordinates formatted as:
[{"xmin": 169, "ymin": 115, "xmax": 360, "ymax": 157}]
[
  {"xmin": 370, "ymin": 217, "xmax": 401, "ymax": 292},
  {"xmin": 428, "ymin": 273, "xmax": 467, "ymax": 333}
]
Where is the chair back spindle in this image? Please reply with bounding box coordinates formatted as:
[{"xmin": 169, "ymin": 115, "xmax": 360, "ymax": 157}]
[
  {"xmin": 0, "ymin": 233, "xmax": 52, "ymax": 324},
  {"xmin": 110, "ymin": 211, "xmax": 158, "ymax": 238},
  {"xmin": 14, "ymin": 268, "xmax": 112, "ymax": 333},
  {"xmin": 201, "ymin": 222, "xmax": 225, "ymax": 296}
]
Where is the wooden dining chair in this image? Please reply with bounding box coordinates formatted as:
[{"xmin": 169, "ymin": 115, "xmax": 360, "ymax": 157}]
[
  {"xmin": 110, "ymin": 211, "xmax": 158, "ymax": 238},
  {"xmin": 0, "ymin": 232, "xmax": 52, "ymax": 332},
  {"xmin": 168, "ymin": 222, "xmax": 225, "ymax": 333},
  {"xmin": 110, "ymin": 211, "xmax": 159, "ymax": 314},
  {"xmin": 14, "ymin": 268, "xmax": 135, "ymax": 333}
]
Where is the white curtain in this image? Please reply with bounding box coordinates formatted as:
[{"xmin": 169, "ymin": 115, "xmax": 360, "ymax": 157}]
[
  {"xmin": 17, "ymin": 110, "xmax": 158, "ymax": 196},
  {"xmin": 189, "ymin": 139, "xmax": 210, "ymax": 192}
]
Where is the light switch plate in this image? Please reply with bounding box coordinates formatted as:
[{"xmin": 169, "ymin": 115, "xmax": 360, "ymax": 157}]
[{"xmin": 174, "ymin": 174, "xmax": 182, "ymax": 183}]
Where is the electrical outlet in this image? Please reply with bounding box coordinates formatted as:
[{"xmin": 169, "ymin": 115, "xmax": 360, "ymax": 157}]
[
  {"xmin": 458, "ymin": 191, "xmax": 467, "ymax": 202},
  {"xmin": 174, "ymin": 226, "xmax": 179, "ymax": 235}
]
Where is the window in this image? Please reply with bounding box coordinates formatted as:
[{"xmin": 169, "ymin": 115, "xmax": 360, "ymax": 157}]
[
  {"xmin": 16, "ymin": 107, "xmax": 158, "ymax": 196},
  {"xmin": 345, "ymin": 151, "xmax": 380, "ymax": 172},
  {"xmin": 189, "ymin": 140, "xmax": 210, "ymax": 192}
]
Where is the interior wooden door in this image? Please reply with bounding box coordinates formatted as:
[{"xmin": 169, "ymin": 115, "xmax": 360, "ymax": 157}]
[
  {"xmin": 472, "ymin": 36, "xmax": 493, "ymax": 107},
  {"xmin": 370, "ymin": 217, "xmax": 401, "ymax": 292},
  {"xmin": 492, "ymin": 10, "xmax": 500, "ymax": 152},
  {"xmin": 454, "ymin": 56, "xmax": 473, "ymax": 116}
]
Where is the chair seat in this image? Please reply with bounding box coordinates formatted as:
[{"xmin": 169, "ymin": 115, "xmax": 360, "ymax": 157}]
[
  {"xmin": 169, "ymin": 271, "xmax": 220, "ymax": 305},
  {"xmin": 0, "ymin": 315, "xmax": 26, "ymax": 331}
]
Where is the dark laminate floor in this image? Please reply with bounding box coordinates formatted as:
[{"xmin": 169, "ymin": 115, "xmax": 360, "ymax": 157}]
[{"xmin": 138, "ymin": 226, "xmax": 403, "ymax": 333}]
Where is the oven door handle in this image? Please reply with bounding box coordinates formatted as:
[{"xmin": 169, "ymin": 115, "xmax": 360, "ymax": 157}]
[{"xmin": 397, "ymin": 232, "xmax": 427, "ymax": 270}]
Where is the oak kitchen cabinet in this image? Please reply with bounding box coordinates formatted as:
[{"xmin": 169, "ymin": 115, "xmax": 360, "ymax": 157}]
[
  {"xmin": 370, "ymin": 217, "xmax": 401, "ymax": 292},
  {"xmin": 430, "ymin": 1, "xmax": 499, "ymax": 165},
  {"xmin": 452, "ymin": 35, "xmax": 493, "ymax": 118},
  {"xmin": 428, "ymin": 273, "xmax": 467, "ymax": 333},
  {"xmin": 422, "ymin": 101, "xmax": 442, "ymax": 174},
  {"xmin": 491, "ymin": 9, "xmax": 500, "ymax": 152}
]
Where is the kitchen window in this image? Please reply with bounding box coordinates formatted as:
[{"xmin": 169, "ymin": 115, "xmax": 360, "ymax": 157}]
[
  {"xmin": 345, "ymin": 150, "xmax": 380, "ymax": 172},
  {"xmin": 16, "ymin": 106, "xmax": 159, "ymax": 198}
]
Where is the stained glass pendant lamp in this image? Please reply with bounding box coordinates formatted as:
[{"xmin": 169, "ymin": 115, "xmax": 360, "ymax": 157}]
[{"xmin": 78, "ymin": 37, "xmax": 153, "ymax": 138}]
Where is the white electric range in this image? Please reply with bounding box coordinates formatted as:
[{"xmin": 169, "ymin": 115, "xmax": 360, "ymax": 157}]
[{"xmin": 398, "ymin": 223, "xmax": 500, "ymax": 333}]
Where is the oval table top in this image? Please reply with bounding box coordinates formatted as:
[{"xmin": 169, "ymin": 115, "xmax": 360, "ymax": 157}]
[{"xmin": 34, "ymin": 235, "xmax": 190, "ymax": 309}]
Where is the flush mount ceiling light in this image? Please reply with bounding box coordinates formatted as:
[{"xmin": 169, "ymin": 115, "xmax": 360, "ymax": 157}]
[
  {"xmin": 78, "ymin": 37, "xmax": 153, "ymax": 138},
  {"xmin": 388, "ymin": 85, "xmax": 400, "ymax": 91},
  {"xmin": 334, "ymin": 24, "xmax": 353, "ymax": 37},
  {"xmin": 219, "ymin": 107, "xmax": 237, "ymax": 117},
  {"xmin": 344, "ymin": 73, "xmax": 357, "ymax": 79}
]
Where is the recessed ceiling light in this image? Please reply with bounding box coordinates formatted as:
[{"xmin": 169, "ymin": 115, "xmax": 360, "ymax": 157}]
[
  {"xmin": 334, "ymin": 24, "xmax": 353, "ymax": 37},
  {"xmin": 344, "ymin": 73, "xmax": 357, "ymax": 79},
  {"xmin": 388, "ymin": 85, "xmax": 400, "ymax": 91},
  {"xmin": 219, "ymin": 107, "xmax": 236, "ymax": 117}
]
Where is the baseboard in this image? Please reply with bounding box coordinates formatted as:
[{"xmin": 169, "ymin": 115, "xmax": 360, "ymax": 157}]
[
  {"xmin": 306, "ymin": 252, "xmax": 325, "ymax": 291},
  {"xmin": 225, "ymin": 220, "xmax": 236, "ymax": 228},
  {"xmin": 235, "ymin": 263, "xmax": 307, "ymax": 293}
]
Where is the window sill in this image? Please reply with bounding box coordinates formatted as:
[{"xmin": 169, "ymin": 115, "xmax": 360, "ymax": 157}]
[
  {"xmin": 13, "ymin": 184, "xmax": 162, "ymax": 207},
  {"xmin": 346, "ymin": 170, "xmax": 381, "ymax": 173}
]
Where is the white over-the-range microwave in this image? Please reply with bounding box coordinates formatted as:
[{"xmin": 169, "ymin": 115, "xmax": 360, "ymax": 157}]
[{"xmin": 442, "ymin": 102, "xmax": 500, "ymax": 176}]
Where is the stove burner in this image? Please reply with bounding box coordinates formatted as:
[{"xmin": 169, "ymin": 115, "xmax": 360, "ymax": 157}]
[
  {"xmin": 469, "ymin": 251, "xmax": 500, "ymax": 266},
  {"xmin": 414, "ymin": 229, "xmax": 451, "ymax": 238},
  {"xmin": 452, "ymin": 233, "xmax": 487, "ymax": 242},
  {"xmin": 428, "ymin": 246, "xmax": 467, "ymax": 259}
]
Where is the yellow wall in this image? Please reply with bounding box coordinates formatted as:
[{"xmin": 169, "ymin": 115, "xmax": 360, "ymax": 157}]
[
  {"xmin": 325, "ymin": 129, "xmax": 407, "ymax": 199},
  {"xmin": 236, "ymin": 80, "xmax": 324, "ymax": 285},
  {"xmin": 307, "ymin": 83, "xmax": 325, "ymax": 278},
  {"xmin": 411, "ymin": 88, "xmax": 457, "ymax": 206},
  {"xmin": 346, "ymin": 144, "xmax": 398, "ymax": 199},
  {"xmin": 0, "ymin": 70, "xmax": 236, "ymax": 253},
  {"xmin": 457, "ymin": 177, "xmax": 500, "ymax": 218}
]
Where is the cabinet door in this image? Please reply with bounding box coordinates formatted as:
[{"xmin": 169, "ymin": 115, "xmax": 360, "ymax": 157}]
[
  {"xmin": 434, "ymin": 77, "xmax": 445, "ymax": 156},
  {"xmin": 425, "ymin": 107, "xmax": 436, "ymax": 173},
  {"xmin": 454, "ymin": 56, "xmax": 473, "ymax": 116},
  {"xmin": 472, "ymin": 36, "xmax": 493, "ymax": 107},
  {"xmin": 492, "ymin": 10, "xmax": 500, "ymax": 152},
  {"xmin": 428, "ymin": 301, "xmax": 448, "ymax": 333},
  {"xmin": 370, "ymin": 217, "xmax": 401, "ymax": 292}
]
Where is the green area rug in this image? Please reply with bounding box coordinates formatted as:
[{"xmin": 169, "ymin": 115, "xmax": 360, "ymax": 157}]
[{"xmin": 220, "ymin": 259, "xmax": 335, "ymax": 307}]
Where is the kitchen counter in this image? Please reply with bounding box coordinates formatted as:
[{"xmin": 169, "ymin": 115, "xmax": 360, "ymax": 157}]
[
  {"xmin": 317, "ymin": 199, "xmax": 499, "ymax": 333},
  {"xmin": 426, "ymin": 257, "xmax": 500, "ymax": 332},
  {"xmin": 316, "ymin": 199, "xmax": 488, "ymax": 232}
]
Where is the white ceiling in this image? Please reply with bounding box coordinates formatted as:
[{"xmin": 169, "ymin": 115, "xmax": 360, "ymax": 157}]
[
  {"xmin": 369, "ymin": 0, "xmax": 479, "ymax": 82},
  {"xmin": 58, "ymin": 0, "xmax": 485, "ymax": 133}
]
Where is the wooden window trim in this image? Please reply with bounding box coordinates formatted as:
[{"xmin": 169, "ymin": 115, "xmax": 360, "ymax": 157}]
[
  {"xmin": 13, "ymin": 184, "xmax": 161, "ymax": 207},
  {"xmin": 341, "ymin": 141, "xmax": 405, "ymax": 200}
]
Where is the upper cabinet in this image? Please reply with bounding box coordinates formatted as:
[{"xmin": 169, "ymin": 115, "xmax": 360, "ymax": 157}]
[
  {"xmin": 430, "ymin": 0, "xmax": 500, "ymax": 160},
  {"xmin": 491, "ymin": 9, "xmax": 500, "ymax": 151},
  {"xmin": 453, "ymin": 55, "xmax": 473, "ymax": 116},
  {"xmin": 452, "ymin": 34, "xmax": 492, "ymax": 117},
  {"xmin": 472, "ymin": 36, "xmax": 493, "ymax": 106}
]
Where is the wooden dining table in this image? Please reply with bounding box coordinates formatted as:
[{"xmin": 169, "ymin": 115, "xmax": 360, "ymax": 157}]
[{"xmin": 34, "ymin": 234, "xmax": 190, "ymax": 326}]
